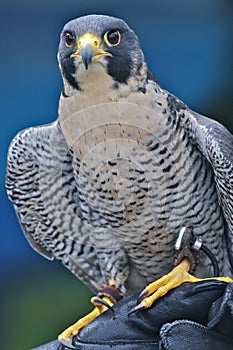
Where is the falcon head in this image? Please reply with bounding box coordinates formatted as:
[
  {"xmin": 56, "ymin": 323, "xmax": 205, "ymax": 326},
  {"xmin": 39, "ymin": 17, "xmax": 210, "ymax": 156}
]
[{"xmin": 58, "ymin": 15, "xmax": 148, "ymax": 94}]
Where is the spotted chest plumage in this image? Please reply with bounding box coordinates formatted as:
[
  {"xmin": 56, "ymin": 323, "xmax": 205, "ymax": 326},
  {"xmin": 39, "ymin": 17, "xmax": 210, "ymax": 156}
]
[{"xmin": 57, "ymin": 78, "xmax": 226, "ymax": 283}]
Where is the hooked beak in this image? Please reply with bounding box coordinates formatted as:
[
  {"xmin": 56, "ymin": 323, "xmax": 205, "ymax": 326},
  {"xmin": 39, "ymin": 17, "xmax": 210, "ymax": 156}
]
[{"xmin": 70, "ymin": 33, "xmax": 112, "ymax": 70}]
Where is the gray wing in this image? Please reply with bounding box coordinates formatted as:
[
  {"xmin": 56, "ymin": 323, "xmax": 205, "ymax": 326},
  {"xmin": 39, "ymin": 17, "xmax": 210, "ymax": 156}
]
[
  {"xmin": 6, "ymin": 121, "xmax": 103, "ymax": 292},
  {"xmin": 188, "ymin": 110, "xmax": 233, "ymax": 259}
]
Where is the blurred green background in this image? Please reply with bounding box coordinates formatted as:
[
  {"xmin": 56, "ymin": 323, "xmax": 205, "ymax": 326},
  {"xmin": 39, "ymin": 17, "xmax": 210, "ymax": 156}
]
[{"xmin": 1, "ymin": 0, "xmax": 232, "ymax": 349}]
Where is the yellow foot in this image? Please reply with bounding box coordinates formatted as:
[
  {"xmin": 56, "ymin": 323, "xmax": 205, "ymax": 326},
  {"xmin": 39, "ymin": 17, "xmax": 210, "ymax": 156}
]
[
  {"xmin": 130, "ymin": 258, "xmax": 232, "ymax": 313},
  {"xmin": 58, "ymin": 295, "xmax": 114, "ymax": 343}
]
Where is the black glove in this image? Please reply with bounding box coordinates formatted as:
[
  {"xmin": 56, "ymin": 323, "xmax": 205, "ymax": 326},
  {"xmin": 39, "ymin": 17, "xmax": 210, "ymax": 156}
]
[{"xmin": 33, "ymin": 280, "xmax": 233, "ymax": 350}]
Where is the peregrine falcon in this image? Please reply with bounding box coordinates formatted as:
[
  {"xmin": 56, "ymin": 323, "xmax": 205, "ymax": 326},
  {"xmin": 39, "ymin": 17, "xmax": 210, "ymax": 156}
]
[{"xmin": 6, "ymin": 15, "xmax": 233, "ymax": 342}]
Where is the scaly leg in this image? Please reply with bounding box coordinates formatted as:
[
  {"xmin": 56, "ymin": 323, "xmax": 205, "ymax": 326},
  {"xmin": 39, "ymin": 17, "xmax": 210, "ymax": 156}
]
[
  {"xmin": 58, "ymin": 279, "xmax": 123, "ymax": 343},
  {"xmin": 58, "ymin": 295, "xmax": 114, "ymax": 343}
]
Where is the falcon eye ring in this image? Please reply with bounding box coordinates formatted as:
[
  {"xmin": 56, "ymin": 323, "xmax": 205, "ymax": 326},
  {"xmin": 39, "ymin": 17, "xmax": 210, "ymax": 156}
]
[
  {"xmin": 65, "ymin": 32, "xmax": 75, "ymax": 47},
  {"xmin": 104, "ymin": 30, "xmax": 121, "ymax": 46}
]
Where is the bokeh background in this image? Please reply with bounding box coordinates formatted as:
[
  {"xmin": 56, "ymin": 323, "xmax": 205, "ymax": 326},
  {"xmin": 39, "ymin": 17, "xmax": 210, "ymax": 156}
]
[{"xmin": 1, "ymin": 0, "xmax": 232, "ymax": 349}]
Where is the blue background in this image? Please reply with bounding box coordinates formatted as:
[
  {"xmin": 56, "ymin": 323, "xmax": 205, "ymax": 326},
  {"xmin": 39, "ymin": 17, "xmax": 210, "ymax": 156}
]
[{"xmin": 1, "ymin": 1, "xmax": 232, "ymax": 349}]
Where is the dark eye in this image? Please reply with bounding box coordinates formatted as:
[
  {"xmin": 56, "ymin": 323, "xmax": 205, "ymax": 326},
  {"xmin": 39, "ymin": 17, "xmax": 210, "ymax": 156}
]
[
  {"xmin": 65, "ymin": 32, "xmax": 75, "ymax": 47},
  {"xmin": 104, "ymin": 30, "xmax": 121, "ymax": 46}
]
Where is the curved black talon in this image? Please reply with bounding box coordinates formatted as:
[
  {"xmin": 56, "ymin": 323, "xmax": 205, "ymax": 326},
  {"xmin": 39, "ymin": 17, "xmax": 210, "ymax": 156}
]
[
  {"xmin": 127, "ymin": 287, "xmax": 149, "ymax": 316},
  {"xmin": 128, "ymin": 302, "xmax": 145, "ymax": 316},
  {"xmin": 58, "ymin": 337, "xmax": 78, "ymax": 349},
  {"xmin": 93, "ymin": 296, "xmax": 115, "ymax": 313},
  {"xmin": 137, "ymin": 287, "xmax": 148, "ymax": 303}
]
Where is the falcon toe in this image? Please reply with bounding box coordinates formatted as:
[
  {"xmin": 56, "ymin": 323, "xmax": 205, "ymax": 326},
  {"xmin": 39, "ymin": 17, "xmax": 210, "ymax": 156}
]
[{"xmin": 129, "ymin": 258, "xmax": 232, "ymax": 315}]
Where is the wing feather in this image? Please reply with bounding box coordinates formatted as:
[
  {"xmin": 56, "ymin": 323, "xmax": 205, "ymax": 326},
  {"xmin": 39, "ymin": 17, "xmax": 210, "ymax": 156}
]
[
  {"xmin": 189, "ymin": 110, "xmax": 233, "ymax": 258},
  {"xmin": 6, "ymin": 121, "xmax": 103, "ymax": 292},
  {"xmin": 6, "ymin": 124, "xmax": 55, "ymax": 259}
]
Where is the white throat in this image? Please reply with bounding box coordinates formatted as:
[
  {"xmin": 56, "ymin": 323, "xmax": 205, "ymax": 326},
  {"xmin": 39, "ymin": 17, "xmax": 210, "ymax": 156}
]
[
  {"xmin": 75, "ymin": 62, "xmax": 114, "ymax": 95},
  {"xmin": 58, "ymin": 61, "xmax": 135, "ymax": 122}
]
